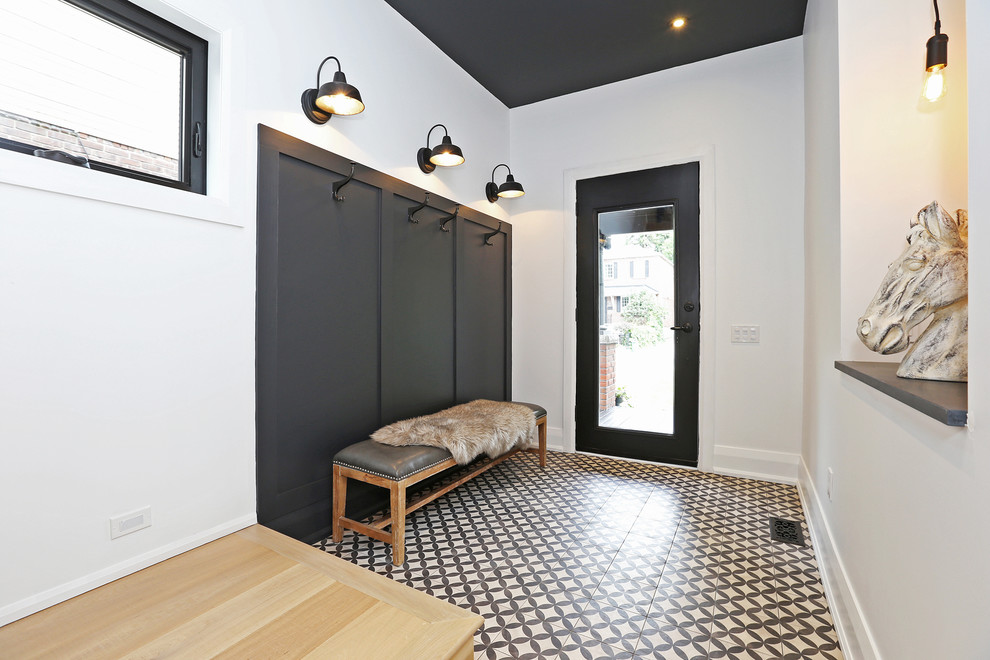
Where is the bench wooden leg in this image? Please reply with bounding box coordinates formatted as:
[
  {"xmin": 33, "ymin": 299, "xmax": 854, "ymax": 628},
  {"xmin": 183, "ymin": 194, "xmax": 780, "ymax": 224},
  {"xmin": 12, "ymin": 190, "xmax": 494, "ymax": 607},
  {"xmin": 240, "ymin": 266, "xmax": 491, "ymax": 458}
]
[
  {"xmin": 332, "ymin": 464, "xmax": 346, "ymax": 543},
  {"xmin": 389, "ymin": 481, "xmax": 407, "ymax": 565},
  {"xmin": 538, "ymin": 416, "xmax": 547, "ymax": 467}
]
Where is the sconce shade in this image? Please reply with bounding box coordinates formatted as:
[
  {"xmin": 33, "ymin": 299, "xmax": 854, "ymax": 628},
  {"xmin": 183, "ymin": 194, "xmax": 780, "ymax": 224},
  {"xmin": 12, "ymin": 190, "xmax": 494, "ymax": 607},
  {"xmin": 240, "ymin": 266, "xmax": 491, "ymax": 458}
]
[
  {"xmin": 430, "ymin": 135, "xmax": 465, "ymax": 167},
  {"xmin": 497, "ymin": 174, "xmax": 524, "ymax": 198},
  {"xmin": 485, "ymin": 164, "xmax": 525, "ymax": 202},
  {"xmin": 302, "ymin": 56, "xmax": 365, "ymax": 124},
  {"xmin": 418, "ymin": 124, "xmax": 464, "ymax": 173},
  {"xmin": 315, "ymin": 71, "xmax": 365, "ymax": 116},
  {"xmin": 925, "ymin": 32, "xmax": 948, "ymax": 71}
]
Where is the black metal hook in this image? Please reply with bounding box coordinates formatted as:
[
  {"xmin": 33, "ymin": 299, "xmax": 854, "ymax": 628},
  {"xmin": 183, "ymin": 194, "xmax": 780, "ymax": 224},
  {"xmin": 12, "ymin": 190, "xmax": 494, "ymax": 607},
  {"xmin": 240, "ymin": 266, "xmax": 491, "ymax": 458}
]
[
  {"xmin": 439, "ymin": 205, "xmax": 459, "ymax": 232},
  {"xmin": 332, "ymin": 162, "xmax": 355, "ymax": 201},
  {"xmin": 407, "ymin": 193, "xmax": 430, "ymax": 223},
  {"xmin": 483, "ymin": 221, "xmax": 503, "ymax": 246}
]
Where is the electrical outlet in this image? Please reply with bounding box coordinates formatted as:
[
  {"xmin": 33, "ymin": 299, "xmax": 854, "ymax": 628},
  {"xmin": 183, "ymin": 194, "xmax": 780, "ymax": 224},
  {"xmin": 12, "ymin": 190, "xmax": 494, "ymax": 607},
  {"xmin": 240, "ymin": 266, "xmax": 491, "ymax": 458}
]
[
  {"xmin": 731, "ymin": 325, "xmax": 760, "ymax": 344},
  {"xmin": 110, "ymin": 506, "xmax": 152, "ymax": 539},
  {"xmin": 826, "ymin": 468, "xmax": 834, "ymax": 501}
]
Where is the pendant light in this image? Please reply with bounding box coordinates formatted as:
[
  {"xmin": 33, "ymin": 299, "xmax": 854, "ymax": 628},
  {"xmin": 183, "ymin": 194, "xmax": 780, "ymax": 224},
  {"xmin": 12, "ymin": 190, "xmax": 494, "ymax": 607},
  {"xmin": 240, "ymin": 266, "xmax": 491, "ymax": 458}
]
[
  {"xmin": 417, "ymin": 124, "xmax": 465, "ymax": 173},
  {"xmin": 485, "ymin": 164, "xmax": 525, "ymax": 203},
  {"xmin": 301, "ymin": 56, "xmax": 365, "ymax": 124},
  {"xmin": 922, "ymin": 0, "xmax": 948, "ymax": 103}
]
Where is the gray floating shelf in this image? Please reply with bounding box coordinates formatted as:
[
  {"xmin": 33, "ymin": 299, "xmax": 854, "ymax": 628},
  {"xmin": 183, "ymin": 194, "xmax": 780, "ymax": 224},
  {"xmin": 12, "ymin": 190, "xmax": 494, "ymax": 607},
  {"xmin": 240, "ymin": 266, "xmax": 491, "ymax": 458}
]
[{"xmin": 834, "ymin": 361, "xmax": 967, "ymax": 427}]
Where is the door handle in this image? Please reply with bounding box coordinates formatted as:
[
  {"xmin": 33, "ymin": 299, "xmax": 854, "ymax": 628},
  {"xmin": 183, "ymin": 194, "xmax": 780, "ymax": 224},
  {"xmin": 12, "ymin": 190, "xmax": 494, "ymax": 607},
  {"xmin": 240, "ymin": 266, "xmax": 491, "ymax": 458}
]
[{"xmin": 670, "ymin": 322, "xmax": 693, "ymax": 333}]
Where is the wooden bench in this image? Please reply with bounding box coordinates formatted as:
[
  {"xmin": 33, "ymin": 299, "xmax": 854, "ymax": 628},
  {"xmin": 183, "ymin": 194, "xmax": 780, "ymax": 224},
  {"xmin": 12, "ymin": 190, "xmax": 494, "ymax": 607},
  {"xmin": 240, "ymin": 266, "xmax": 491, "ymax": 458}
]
[{"xmin": 331, "ymin": 402, "xmax": 547, "ymax": 565}]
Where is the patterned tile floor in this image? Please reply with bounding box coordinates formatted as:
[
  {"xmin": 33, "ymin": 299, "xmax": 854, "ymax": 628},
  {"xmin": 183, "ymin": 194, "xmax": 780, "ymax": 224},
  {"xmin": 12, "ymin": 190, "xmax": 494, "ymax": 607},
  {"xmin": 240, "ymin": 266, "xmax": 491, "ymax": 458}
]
[{"xmin": 316, "ymin": 452, "xmax": 843, "ymax": 660}]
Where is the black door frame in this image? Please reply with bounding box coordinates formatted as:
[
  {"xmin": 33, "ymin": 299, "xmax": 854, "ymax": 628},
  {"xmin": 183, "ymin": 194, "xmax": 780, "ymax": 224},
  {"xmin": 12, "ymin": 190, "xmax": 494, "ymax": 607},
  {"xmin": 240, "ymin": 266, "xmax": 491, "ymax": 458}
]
[{"xmin": 574, "ymin": 162, "xmax": 701, "ymax": 466}]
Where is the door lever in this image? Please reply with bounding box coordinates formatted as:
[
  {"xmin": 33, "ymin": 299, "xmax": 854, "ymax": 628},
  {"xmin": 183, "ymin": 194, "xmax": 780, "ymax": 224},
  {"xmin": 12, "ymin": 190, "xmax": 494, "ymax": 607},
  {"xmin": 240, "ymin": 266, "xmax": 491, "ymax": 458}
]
[{"xmin": 670, "ymin": 322, "xmax": 693, "ymax": 333}]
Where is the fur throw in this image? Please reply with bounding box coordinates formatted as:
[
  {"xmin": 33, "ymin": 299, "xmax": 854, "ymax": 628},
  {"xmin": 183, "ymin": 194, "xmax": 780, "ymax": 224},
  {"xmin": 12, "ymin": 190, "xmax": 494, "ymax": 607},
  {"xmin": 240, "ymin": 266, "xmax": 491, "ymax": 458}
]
[{"xmin": 371, "ymin": 400, "xmax": 536, "ymax": 466}]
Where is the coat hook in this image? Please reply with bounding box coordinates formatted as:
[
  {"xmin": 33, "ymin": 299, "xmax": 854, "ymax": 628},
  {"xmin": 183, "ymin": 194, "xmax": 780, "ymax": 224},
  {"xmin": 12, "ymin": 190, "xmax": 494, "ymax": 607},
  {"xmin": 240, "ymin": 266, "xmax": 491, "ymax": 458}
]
[
  {"xmin": 439, "ymin": 204, "xmax": 460, "ymax": 232},
  {"xmin": 484, "ymin": 221, "xmax": 503, "ymax": 246},
  {"xmin": 407, "ymin": 192, "xmax": 430, "ymax": 223},
  {"xmin": 332, "ymin": 162, "xmax": 356, "ymax": 201}
]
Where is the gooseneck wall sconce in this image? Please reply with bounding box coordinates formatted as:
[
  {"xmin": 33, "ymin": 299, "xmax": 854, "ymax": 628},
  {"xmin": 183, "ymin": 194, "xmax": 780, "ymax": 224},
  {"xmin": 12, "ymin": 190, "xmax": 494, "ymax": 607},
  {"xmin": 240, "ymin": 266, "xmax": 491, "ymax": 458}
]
[
  {"xmin": 485, "ymin": 164, "xmax": 525, "ymax": 203},
  {"xmin": 417, "ymin": 124, "xmax": 465, "ymax": 173},
  {"xmin": 301, "ymin": 56, "xmax": 365, "ymax": 124},
  {"xmin": 922, "ymin": 0, "xmax": 949, "ymax": 102}
]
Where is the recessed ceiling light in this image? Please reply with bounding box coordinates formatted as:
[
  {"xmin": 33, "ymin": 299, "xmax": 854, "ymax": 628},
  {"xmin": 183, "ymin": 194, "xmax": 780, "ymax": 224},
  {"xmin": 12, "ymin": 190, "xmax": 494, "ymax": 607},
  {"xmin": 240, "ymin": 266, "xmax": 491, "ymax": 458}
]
[{"xmin": 671, "ymin": 17, "xmax": 686, "ymax": 29}]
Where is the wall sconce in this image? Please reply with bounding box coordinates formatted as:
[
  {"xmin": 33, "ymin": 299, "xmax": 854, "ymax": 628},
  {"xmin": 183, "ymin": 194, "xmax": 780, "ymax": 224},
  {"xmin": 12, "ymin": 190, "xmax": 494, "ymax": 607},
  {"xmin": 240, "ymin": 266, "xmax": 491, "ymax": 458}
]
[
  {"xmin": 301, "ymin": 56, "xmax": 365, "ymax": 124},
  {"xmin": 485, "ymin": 164, "xmax": 525, "ymax": 202},
  {"xmin": 922, "ymin": 0, "xmax": 948, "ymax": 102},
  {"xmin": 417, "ymin": 124, "xmax": 465, "ymax": 173}
]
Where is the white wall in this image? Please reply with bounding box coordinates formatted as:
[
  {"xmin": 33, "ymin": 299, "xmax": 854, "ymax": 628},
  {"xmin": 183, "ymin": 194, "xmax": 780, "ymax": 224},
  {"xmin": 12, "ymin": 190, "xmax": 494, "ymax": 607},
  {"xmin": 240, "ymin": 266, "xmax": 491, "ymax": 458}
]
[
  {"xmin": 801, "ymin": 0, "xmax": 841, "ymax": 517},
  {"xmin": 837, "ymin": 0, "xmax": 969, "ymax": 359},
  {"xmin": 0, "ymin": 0, "xmax": 509, "ymax": 624},
  {"xmin": 964, "ymin": 1, "xmax": 990, "ymax": 653},
  {"xmin": 801, "ymin": 0, "xmax": 989, "ymax": 657},
  {"xmin": 509, "ymin": 39, "xmax": 806, "ymax": 481}
]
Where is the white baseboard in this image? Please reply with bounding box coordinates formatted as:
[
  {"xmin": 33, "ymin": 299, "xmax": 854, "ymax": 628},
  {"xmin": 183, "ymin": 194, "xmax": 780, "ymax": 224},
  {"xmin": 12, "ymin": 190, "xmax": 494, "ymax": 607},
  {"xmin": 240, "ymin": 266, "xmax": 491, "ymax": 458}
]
[
  {"xmin": 798, "ymin": 459, "xmax": 880, "ymax": 660},
  {"xmin": 0, "ymin": 513, "xmax": 257, "ymax": 627},
  {"xmin": 547, "ymin": 426, "xmax": 566, "ymax": 452},
  {"xmin": 712, "ymin": 445, "xmax": 799, "ymax": 484}
]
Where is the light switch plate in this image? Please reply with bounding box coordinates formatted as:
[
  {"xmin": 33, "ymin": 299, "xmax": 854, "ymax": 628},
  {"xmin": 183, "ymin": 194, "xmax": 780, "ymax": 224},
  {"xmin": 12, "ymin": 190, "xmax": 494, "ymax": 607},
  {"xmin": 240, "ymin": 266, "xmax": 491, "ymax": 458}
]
[{"xmin": 731, "ymin": 325, "xmax": 760, "ymax": 343}]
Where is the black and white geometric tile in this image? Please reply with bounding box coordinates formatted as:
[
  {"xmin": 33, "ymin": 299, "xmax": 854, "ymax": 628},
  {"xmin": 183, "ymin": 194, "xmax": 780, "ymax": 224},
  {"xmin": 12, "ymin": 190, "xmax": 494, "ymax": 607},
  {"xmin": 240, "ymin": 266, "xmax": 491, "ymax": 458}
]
[{"xmin": 315, "ymin": 452, "xmax": 843, "ymax": 660}]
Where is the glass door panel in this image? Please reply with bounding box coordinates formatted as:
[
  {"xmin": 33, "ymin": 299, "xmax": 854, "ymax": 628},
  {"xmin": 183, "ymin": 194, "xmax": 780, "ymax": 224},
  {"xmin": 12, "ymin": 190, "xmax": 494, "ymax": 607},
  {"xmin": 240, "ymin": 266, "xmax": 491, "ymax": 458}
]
[{"xmin": 597, "ymin": 206, "xmax": 675, "ymax": 434}]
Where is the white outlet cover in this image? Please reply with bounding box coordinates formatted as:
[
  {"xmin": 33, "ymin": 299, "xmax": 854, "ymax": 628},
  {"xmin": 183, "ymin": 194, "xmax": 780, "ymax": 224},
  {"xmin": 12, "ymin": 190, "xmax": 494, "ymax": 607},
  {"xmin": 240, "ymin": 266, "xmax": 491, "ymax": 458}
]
[{"xmin": 110, "ymin": 506, "xmax": 152, "ymax": 539}]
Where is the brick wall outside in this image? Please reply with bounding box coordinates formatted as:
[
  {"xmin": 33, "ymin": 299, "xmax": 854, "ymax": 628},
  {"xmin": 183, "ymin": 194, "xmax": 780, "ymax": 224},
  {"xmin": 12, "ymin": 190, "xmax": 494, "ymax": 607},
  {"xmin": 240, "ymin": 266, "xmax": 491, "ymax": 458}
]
[
  {"xmin": 599, "ymin": 338, "xmax": 617, "ymax": 412},
  {"xmin": 0, "ymin": 111, "xmax": 179, "ymax": 180}
]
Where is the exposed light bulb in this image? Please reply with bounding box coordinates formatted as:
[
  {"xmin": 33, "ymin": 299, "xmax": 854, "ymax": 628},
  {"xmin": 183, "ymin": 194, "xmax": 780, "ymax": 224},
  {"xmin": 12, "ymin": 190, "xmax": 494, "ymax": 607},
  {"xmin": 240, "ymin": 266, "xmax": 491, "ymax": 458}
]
[
  {"xmin": 922, "ymin": 66, "xmax": 947, "ymax": 102},
  {"xmin": 671, "ymin": 17, "xmax": 686, "ymax": 29}
]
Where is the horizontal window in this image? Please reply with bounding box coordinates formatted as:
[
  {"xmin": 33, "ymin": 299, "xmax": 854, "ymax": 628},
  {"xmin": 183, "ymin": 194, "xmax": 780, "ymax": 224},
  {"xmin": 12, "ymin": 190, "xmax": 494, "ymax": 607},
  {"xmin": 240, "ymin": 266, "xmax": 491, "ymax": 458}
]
[{"xmin": 0, "ymin": 0, "xmax": 207, "ymax": 193}]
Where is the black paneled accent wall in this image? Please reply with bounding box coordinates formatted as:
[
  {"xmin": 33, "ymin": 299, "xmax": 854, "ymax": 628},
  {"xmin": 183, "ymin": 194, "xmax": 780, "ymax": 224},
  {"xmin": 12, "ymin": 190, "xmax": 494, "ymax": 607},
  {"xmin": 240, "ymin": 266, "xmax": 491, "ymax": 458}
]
[{"xmin": 256, "ymin": 126, "xmax": 511, "ymax": 542}]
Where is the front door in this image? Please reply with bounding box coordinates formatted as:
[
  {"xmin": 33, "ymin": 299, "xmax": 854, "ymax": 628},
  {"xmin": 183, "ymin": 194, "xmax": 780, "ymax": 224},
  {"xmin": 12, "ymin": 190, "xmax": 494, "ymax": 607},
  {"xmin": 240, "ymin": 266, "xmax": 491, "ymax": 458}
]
[{"xmin": 575, "ymin": 163, "xmax": 700, "ymax": 466}]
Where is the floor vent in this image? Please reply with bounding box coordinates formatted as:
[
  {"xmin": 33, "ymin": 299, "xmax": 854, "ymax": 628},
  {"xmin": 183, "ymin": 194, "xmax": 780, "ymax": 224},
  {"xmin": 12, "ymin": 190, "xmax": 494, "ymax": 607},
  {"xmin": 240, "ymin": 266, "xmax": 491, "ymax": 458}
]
[{"xmin": 769, "ymin": 517, "xmax": 805, "ymax": 546}]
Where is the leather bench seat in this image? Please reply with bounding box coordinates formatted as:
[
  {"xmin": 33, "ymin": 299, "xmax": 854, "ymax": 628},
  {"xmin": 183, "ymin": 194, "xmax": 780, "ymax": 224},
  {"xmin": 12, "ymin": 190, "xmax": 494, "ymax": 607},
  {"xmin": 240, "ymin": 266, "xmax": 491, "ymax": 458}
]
[
  {"xmin": 334, "ymin": 441, "xmax": 453, "ymax": 481},
  {"xmin": 331, "ymin": 401, "xmax": 548, "ymax": 564},
  {"xmin": 513, "ymin": 401, "xmax": 548, "ymax": 419}
]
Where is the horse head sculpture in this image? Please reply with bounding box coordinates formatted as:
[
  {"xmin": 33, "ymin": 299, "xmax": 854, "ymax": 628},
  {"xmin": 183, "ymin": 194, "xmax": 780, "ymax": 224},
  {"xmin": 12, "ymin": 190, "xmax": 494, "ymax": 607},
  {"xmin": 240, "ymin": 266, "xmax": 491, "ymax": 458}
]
[{"xmin": 857, "ymin": 201, "xmax": 968, "ymax": 382}]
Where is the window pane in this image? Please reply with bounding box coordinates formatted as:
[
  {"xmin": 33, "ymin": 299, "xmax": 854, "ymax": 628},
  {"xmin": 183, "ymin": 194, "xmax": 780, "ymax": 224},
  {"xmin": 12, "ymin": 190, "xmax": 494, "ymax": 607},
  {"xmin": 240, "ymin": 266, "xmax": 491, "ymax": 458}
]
[{"xmin": 0, "ymin": 0, "xmax": 183, "ymax": 180}]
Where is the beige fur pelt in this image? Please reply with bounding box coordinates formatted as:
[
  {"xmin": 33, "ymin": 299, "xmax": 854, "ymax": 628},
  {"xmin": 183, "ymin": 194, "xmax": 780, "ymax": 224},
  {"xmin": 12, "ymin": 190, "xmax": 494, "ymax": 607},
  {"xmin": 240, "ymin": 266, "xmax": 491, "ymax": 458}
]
[{"xmin": 371, "ymin": 400, "xmax": 535, "ymax": 466}]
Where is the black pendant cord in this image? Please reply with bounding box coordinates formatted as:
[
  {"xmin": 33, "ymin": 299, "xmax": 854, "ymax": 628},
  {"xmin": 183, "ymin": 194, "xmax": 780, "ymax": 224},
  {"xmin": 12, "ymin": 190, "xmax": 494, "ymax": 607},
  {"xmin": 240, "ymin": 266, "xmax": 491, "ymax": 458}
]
[
  {"xmin": 925, "ymin": 0, "xmax": 948, "ymax": 73},
  {"xmin": 316, "ymin": 56, "xmax": 342, "ymax": 87}
]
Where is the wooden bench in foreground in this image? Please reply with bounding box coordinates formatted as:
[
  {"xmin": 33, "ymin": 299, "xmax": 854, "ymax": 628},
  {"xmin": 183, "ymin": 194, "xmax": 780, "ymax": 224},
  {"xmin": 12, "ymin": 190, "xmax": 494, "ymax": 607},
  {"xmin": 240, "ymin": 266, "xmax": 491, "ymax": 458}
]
[{"xmin": 331, "ymin": 402, "xmax": 547, "ymax": 565}]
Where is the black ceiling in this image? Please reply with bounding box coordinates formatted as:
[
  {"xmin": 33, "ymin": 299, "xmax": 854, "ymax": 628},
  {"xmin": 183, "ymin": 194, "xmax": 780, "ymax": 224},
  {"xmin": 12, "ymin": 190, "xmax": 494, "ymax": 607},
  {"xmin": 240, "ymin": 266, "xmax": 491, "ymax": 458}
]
[{"xmin": 383, "ymin": 0, "xmax": 809, "ymax": 108}]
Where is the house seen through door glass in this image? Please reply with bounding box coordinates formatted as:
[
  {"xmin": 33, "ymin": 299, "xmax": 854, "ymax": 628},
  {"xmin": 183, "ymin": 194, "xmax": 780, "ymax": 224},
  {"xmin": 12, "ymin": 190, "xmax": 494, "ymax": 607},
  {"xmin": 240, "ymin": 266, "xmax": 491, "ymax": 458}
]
[{"xmin": 598, "ymin": 205, "xmax": 675, "ymax": 434}]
